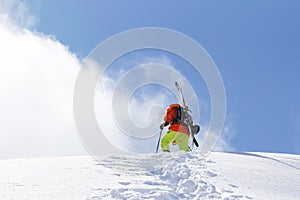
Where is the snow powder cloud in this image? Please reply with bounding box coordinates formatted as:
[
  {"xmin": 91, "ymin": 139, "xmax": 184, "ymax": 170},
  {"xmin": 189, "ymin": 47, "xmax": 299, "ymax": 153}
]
[{"xmin": 0, "ymin": 1, "xmax": 86, "ymax": 158}]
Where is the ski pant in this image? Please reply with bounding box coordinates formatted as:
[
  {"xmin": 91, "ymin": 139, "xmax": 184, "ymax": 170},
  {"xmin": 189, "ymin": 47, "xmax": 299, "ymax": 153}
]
[{"xmin": 161, "ymin": 130, "xmax": 190, "ymax": 152}]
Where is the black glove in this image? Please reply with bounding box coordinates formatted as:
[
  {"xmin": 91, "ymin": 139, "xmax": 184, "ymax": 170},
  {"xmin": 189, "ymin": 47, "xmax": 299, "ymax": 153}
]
[
  {"xmin": 159, "ymin": 123, "xmax": 165, "ymax": 130},
  {"xmin": 160, "ymin": 122, "xmax": 169, "ymax": 130},
  {"xmin": 191, "ymin": 125, "xmax": 200, "ymax": 135}
]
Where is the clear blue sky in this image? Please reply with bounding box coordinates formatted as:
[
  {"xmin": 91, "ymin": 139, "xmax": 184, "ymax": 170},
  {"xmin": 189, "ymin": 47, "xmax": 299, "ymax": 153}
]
[{"xmin": 34, "ymin": 0, "xmax": 300, "ymax": 154}]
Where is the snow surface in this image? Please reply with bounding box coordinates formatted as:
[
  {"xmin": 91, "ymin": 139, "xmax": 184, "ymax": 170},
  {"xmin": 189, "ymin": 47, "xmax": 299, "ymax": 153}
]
[{"xmin": 0, "ymin": 152, "xmax": 299, "ymax": 200}]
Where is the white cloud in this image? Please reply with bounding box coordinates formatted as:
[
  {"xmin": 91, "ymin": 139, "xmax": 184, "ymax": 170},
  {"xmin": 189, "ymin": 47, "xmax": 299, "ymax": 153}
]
[
  {"xmin": 213, "ymin": 113, "xmax": 237, "ymax": 152},
  {"xmin": 0, "ymin": 5, "xmax": 86, "ymax": 158},
  {"xmin": 194, "ymin": 113, "xmax": 237, "ymax": 153},
  {"xmin": 0, "ymin": 0, "xmax": 38, "ymax": 28}
]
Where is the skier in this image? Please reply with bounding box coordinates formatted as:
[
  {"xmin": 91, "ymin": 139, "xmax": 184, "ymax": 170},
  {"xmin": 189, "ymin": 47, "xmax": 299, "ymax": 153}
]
[
  {"xmin": 159, "ymin": 104, "xmax": 198, "ymax": 152},
  {"xmin": 155, "ymin": 82, "xmax": 200, "ymax": 153}
]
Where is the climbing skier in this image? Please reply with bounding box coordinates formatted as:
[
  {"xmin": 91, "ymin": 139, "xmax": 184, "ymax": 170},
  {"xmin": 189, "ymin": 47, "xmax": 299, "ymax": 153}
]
[{"xmin": 159, "ymin": 104, "xmax": 199, "ymax": 152}]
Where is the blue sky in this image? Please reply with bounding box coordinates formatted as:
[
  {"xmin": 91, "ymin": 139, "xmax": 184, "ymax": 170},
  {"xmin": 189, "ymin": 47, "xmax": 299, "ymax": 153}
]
[
  {"xmin": 36, "ymin": 0, "xmax": 300, "ymax": 154},
  {"xmin": 1, "ymin": 0, "xmax": 299, "ymax": 156}
]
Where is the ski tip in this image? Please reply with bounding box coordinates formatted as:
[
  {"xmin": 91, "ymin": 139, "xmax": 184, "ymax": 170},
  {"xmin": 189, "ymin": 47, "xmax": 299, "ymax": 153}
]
[{"xmin": 175, "ymin": 82, "xmax": 182, "ymax": 91}]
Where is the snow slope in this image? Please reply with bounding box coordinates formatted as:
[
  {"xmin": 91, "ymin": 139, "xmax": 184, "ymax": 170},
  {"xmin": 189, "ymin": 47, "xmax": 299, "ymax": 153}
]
[{"xmin": 0, "ymin": 152, "xmax": 299, "ymax": 200}]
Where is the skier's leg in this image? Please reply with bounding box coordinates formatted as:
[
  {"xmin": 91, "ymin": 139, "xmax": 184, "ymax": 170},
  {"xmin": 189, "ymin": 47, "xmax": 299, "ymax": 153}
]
[
  {"xmin": 175, "ymin": 133, "xmax": 190, "ymax": 152},
  {"xmin": 161, "ymin": 130, "xmax": 177, "ymax": 152}
]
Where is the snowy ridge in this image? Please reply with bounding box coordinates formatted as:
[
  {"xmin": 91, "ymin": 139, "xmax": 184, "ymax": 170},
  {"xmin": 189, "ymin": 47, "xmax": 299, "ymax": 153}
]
[
  {"xmin": 0, "ymin": 152, "xmax": 299, "ymax": 200},
  {"xmin": 96, "ymin": 152, "xmax": 245, "ymax": 200}
]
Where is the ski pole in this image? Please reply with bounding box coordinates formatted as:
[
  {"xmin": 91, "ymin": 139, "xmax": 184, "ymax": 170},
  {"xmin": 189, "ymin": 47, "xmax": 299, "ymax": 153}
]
[
  {"xmin": 193, "ymin": 136, "xmax": 199, "ymax": 147},
  {"xmin": 156, "ymin": 128, "xmax": 163, "ymax": 153}
]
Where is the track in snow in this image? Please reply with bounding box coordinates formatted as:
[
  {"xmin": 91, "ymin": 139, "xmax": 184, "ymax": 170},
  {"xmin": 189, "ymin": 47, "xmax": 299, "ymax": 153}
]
[
  {"xmin": 0, "ymin": 152, "xmax": 299, "ymax": 200},
  {"xmin": 92, "ymin": 152, "xmax": 250, "ymax": 200}
]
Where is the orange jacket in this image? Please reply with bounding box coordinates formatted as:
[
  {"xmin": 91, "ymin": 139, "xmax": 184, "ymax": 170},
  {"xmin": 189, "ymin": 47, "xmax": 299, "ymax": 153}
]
[{"xmin": 164, "ymin": 104, "xmax": 190, "ymax": 137}]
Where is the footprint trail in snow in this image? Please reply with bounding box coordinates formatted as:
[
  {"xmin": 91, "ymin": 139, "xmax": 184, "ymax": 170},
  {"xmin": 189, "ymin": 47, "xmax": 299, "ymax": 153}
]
[{"xmin": 92, "ymin": 152, "xmax": 248, "ymax": 200}]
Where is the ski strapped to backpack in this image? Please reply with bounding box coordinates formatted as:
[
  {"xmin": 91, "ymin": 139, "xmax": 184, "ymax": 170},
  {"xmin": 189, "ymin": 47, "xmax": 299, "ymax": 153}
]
[{"xmin": 175, "ymin": 82, "xmax": 200, "ymax": 148}]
